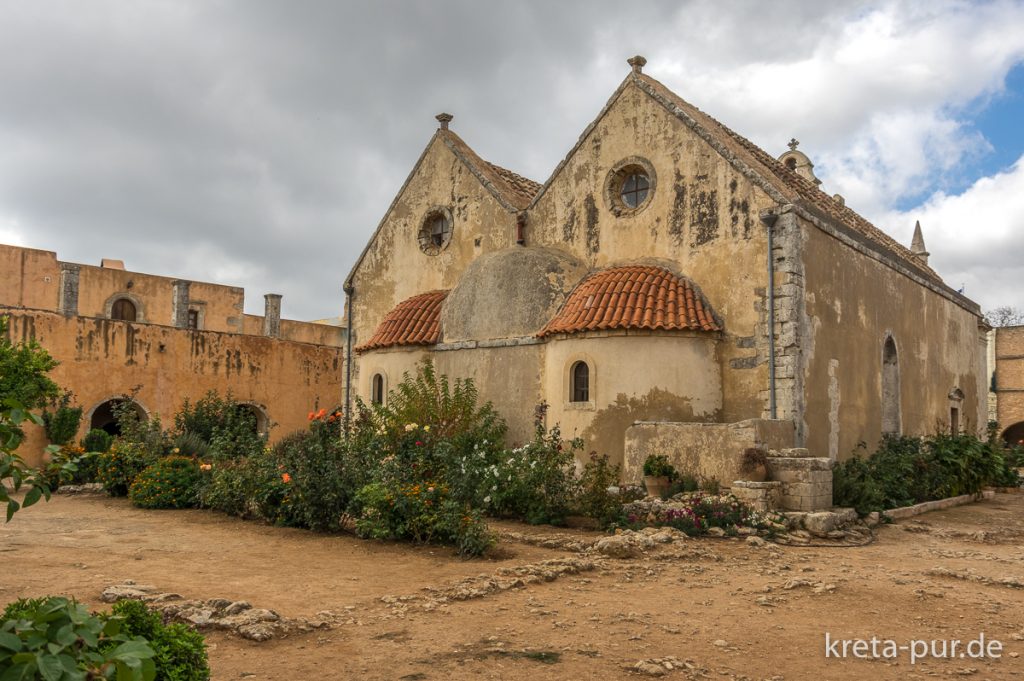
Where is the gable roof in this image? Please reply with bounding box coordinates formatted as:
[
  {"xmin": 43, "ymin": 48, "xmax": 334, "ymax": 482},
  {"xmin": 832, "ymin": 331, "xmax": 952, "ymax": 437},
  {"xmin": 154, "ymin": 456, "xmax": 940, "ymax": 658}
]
[
  {"xmin": 439, "ymin": 130, "xmax": 542, "ymax": 211},
  {"xmin": 632, "ymin": 73, "xmax": 941, "ymax": 281},
  {"xmin": 539, "ymin": 265, "xmax": 720, "ymax": 337},
  {"xmin": 354, "ymin": 290, "xmax": 448, "ymax": 352},
  {"xmin": 344, "ymin": 129, "xmax": 541, "ymax": 290}
]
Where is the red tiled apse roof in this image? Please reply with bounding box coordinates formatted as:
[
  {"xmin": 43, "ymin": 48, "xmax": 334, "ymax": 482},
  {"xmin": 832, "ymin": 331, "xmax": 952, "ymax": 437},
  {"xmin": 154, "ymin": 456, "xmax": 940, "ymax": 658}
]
[
  {"xmin": 539, "ymin": 266, "xmax": 720, "ymax": 337},
  {"xmin": 355, "ymin": 290, "xmax": 448, "ymax": 352}
]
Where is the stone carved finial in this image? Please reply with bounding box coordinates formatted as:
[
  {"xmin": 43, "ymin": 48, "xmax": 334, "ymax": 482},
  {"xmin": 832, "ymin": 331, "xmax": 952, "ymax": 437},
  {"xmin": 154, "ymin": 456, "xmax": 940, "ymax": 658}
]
[
  {"xmin": 788, "ymin": 138, "xmax": 800, "ymax": 151},
  {"xmin": 628, "ymin": 55, "xmax": 647, "ymax": 74},
  {"xmin": 435, "ymin": 113, "xmax": 453, "ymax": 130},
  {"xmin": 911, "ymin": 220, "xmax": 929, "ymax": 267}
]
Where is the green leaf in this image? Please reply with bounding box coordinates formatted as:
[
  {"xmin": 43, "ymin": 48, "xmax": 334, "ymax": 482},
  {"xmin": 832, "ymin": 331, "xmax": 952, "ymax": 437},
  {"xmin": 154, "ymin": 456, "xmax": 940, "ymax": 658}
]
[
  {"xmin": 53, "ymin": 624, "xmax": 76, "ymax": 648},
  {"xmin": 36, "ymin": 653, "xmax": 63, "ymax": 681},
  {"xmin": 22, "ymin": 487, "xmax": 42, "ymax": 509},
  {"xmin": 109, "ymin": 639, "xmax": 154, "ymax": 660},
  {"xmin": 6, "ymin": 499, "xmax": 19, "ymax": 522},
  {"xmin": 0, "ymin": 661, "xmax": 36, "ymax": 681},
  {"xmin": 0, "ymin": 632, "xmax": 22, "ymax": 652}
]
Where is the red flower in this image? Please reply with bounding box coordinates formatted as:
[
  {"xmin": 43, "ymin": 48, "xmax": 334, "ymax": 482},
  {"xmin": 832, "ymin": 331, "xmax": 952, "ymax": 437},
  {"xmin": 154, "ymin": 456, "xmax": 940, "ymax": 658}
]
[
  {"xmin": 415, "ymin": 441, "xmax": 423, "ymax": 447},
  {"xmin": 282, "ymin": 473, "xmax": 292, "ymax": 484}
]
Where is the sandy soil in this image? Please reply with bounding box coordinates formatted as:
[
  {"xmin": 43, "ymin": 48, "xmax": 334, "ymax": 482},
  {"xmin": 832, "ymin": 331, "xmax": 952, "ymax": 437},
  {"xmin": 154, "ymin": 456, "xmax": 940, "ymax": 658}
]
[{"xmin": 2, "ymin": 492, "xmax": 1023, "ymax": 680}]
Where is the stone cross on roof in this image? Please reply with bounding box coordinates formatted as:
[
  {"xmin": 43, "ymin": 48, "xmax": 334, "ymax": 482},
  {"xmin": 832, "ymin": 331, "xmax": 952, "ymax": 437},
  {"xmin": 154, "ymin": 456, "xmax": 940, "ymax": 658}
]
[{"xmin": 788, "ymin": 138, "xmax": 800, "ymax": 151}]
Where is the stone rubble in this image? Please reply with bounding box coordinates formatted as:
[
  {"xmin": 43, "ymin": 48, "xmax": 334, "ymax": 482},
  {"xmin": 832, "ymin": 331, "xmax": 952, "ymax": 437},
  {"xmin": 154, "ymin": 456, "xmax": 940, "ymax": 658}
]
[{"xmin": 101, "ymin": 581, "xmax": 332, "ymax": 641}]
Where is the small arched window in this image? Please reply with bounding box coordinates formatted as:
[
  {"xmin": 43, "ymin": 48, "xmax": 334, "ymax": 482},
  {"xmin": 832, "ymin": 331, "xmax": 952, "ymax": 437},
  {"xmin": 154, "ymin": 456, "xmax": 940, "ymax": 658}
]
[
  {"xmin": 571, "ymin": 361, "xmax": 590, "ymax": 403},
  {"xmin": 371, "ymin": 374, "xmax": 385, "ymax": 405},
  {"xmin": 881, "ymin": 336, "xmax": 900, "ymax": 435},
  {"xmin": 111, "ymin": 298, "xmax": 137, "ymax": 321}
]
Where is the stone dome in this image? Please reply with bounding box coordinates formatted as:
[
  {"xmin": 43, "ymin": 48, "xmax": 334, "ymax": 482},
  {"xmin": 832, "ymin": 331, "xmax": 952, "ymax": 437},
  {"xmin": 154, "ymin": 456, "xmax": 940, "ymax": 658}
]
[{"xmin": 441, "ymin": 247, "xmax": 588, "ymax": 342}]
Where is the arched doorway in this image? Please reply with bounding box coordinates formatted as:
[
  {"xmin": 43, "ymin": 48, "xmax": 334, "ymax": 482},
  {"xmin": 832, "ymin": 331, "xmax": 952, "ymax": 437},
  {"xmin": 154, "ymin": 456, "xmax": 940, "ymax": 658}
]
[
  {"xmin": 233, "ymin": 403, "xmax": 268, "ymax": 435},
  {"xmin": 89, "ymin": 398, "xmax": 146, "ymax": 436},
  {"xmin": 881, "ymin": 336, "xmax": 901, "ymax": 435},
  {"xmin": 1002, "ymin": 422, "xmax": 1024, "ymax": 447}
]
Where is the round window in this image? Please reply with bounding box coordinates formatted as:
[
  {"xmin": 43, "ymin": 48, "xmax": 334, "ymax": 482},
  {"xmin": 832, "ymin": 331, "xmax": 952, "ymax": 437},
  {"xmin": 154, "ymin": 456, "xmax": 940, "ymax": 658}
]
[
  {"xmin": 418, "ymin": 208, "xmax": 453, "ymax": 255},
  {"xmin": 620, "ymin": 171, "xmax": 650, "ymax": 208},
  {"xmin": 605, "ymin": 158, "xmax": 657, "ymax": 216}
]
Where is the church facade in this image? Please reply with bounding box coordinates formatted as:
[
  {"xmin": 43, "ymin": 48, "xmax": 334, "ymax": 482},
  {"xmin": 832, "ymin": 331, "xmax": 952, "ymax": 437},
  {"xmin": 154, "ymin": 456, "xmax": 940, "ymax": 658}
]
[{"xmin": 344, "ymin": 57, "xmax": 988, "ymax": 483}]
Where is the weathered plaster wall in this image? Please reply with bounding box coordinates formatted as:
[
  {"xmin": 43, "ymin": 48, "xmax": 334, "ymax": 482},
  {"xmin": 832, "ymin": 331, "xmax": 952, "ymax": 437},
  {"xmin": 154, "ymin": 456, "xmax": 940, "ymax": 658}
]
[
  {"xmin": 528, "ymin": 82, "xmax": 777, "ymax": 423},
  {"xmin": 542, "ymin": 333, "xmax": 722, "ymax": 468},
  {"xmin": 623, "ymin": 418, "xmax": 794, "ymax": 485},
  {"xmin": 0, "ymin": 244, "xmax": 61, "ymax": 310},
  {"xmin": 355, "ymin": 347, "xmax": 430, "ymax": 410},
  {"xmin": 799, "ymin": 219, "xmax": 986, "ymax": 460},
  {"xmin": 4, "ymin": 309, "xmax": 344, "ymax": 467},
  {"xmin": 995, "ymin": 326, "xmax": 1024, "ymax": 436},
  {"xmin": 347, "ymin": 135, "xmax": 518, "ymax": 353}
]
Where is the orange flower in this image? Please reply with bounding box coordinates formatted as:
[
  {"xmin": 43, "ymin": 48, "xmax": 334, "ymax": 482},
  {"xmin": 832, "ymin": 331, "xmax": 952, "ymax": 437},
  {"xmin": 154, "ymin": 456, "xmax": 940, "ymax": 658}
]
[
  {"xmin": 308, "ymin": 411, "xmax": 315, "ymax": 420},
  {"xmin": 316, "ymin": 408, "xmax": 327, "ymax": 419},
  {"xmin": 282, "ymin": 473, "xmax": 292, "ymax": 484}
]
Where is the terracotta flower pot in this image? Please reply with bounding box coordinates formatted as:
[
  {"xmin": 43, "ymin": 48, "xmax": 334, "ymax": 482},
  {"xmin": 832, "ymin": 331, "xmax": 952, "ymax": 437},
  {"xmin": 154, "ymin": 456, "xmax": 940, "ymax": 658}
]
[
  {"xmin": 644, "ymin": 475, "xmax": 671, "ymax": 499},
  {"xmin": 739, "ymin": 463, "xmax": 768, "ymax": 482}
]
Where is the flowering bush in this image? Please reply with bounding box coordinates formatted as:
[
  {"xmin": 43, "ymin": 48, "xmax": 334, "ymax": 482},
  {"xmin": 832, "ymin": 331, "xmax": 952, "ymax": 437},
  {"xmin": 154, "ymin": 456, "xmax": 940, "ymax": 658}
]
[
  {"xmin": 97, "ymin": 442, "xmax": 153, "ymax": 497},
  {"xmin": 198, "ymin": 451, "xmax": 286, "ymax": 521},
  {"xmin": 353, "ymin": 480, "xmax": 494, "ymax": 556},
  {"xmin": 129, "ymin": 456, "xmax": 202, "ymax": 509},
  {"xmin": 173, "ymin": 391, "xmax": 266, "ymax": 461},
  {"xmin": 477, "ymin": 422, "xmax": 581, "ymax": 525},
  {"xmin": 575, "ymin": 452, "xmax": 624, "ymax": 527},
  {"xmin": 622, "ymin": 492, "xmax": 775, "ymax": 536}
]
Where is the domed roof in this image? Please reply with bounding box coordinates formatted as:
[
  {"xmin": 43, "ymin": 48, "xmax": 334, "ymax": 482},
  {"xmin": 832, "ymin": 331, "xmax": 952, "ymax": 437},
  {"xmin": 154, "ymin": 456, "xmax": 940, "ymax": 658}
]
[
  {"xmin": 442, "ymin": 247, "xmax": 588, "ymax": 342},
  {"xmin": 355, "ymin": 290, "xmax": 448, "ymax": 352},
  {"xmin": 538, "ymin": 265, "xmax": 720, "ymax": 337}
]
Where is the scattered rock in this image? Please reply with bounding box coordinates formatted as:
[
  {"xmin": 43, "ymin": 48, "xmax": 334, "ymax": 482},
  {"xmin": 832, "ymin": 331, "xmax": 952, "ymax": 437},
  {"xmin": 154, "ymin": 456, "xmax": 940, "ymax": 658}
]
[{"xmin": 746, "ymin": 536, "xmax": 768, "ymax": 548}]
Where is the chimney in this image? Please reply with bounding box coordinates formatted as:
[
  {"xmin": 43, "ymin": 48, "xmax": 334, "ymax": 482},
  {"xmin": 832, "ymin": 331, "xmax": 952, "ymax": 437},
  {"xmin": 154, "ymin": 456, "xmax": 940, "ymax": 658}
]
[
  {"xmin": 172, "ymin": 280, "xmax": 191, "ymax": 328},
  {"xmin": 628, "ymin": 55, "xmax": 647, "ymax": 74},
  {"xmin": 58, "ymin": 263, "xmax": 80, "ymax": 316},
  {"xmin": 435, "ymin": 113, "xmax": 453, "ymax": 131},
  {"xmin": 263, "ymin": 293, "xmax": 282, "ymax": 337}
]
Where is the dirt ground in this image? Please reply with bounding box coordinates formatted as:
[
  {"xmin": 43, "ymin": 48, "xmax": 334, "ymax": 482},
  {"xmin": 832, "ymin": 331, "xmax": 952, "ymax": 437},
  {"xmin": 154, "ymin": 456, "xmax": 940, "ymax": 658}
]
[{"xmin": 2, "ymin": 492, "xmax": 1023, "ymax": 680}]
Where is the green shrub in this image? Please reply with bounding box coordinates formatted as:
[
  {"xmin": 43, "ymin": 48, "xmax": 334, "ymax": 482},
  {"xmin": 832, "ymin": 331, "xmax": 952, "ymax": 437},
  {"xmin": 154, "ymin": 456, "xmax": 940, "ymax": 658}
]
[
  {"xmin": 273, "ymin": 417, "xmax": 354, "ymax": 531},
  {"xmin": 0, "ymin": 595, "xmax": 156, "ymax": 681},
  {"xmin": 171, "ymin": 431, "xmax": 210, "ymax": 460},
  {"xmin": 83, "ymin": 427, "xmax": 115, "ymax": 454},
  {"xmin": 173, "ymin": 391, "xmax": 265, "ymax": 461},
  {"xmin": 574, "ymin": 453, "xmax": 623, "ymax": 528},
  {"xmin": 97, "ymin": 441, "xmax": 154, "ymax": 496},
  {"xmin": 111, "ymin": 599, "xmax": 209, "ymax": 681},
  {"xmin": 833, "ymin": 431, "xmax": 1020, "ymax": 515},
  {"xmin": 40, "ymin": 444, "xmax": 95, "ymax": 489},
  {"xmin": 198, "ymin": 451, "xmax": 287, "ymax": 522},
  {"xmin": 114, "ymin": 399, "xmax": 171, "ymax": 459},
  {"xmin": 353, "ymin": 480, "xmax": 494, "ymax": 556},
  {"xmin": 478, "ymin": 423, "xmax": 580, "ymax": 525},
  {"xmin": 129, "ymin": 457, "xmax": 202, "ymax": 509},
  {"xmin": 41, "ymin": 391, "xmax": 83, "ymax": 446}
]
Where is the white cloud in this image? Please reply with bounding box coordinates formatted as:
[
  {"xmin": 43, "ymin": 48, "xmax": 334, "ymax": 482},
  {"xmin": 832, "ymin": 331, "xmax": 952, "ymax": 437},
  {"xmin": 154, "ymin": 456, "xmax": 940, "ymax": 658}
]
[{"xmin": 881, "ymin": 154, "xmax": 1024, "ymax": 310}]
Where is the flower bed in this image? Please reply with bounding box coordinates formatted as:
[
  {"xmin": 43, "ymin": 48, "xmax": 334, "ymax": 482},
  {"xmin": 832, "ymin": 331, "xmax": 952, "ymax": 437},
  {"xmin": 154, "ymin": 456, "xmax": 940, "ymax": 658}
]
[{"xmin": 621, "ymin": 492, "xmax": 780, "ymax": 536}]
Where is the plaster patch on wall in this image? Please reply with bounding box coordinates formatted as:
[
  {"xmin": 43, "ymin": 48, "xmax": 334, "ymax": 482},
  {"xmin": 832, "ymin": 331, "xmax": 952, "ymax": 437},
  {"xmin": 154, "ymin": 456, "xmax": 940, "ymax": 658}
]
[{"xmin": 828, "ymin": 358, "xmax": 840, "ymax": 460}]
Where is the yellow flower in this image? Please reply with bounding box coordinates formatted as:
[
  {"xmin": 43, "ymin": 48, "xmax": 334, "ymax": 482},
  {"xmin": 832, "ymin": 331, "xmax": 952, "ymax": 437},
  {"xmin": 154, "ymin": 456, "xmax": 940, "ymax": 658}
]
[{"xmin": 423, "ymin": 425, "xmax": 431, "ymax": 432}]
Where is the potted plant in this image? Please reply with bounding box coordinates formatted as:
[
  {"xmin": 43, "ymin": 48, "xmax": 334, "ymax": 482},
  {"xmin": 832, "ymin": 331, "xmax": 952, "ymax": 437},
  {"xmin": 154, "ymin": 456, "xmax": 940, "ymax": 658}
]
[
  {"xmin": 739, "ymin": 447, "xmax": 769, "ymax": 482},
  {"xmin": 643, "ymin": 454, "xmax": 676, "ymax": 498}
]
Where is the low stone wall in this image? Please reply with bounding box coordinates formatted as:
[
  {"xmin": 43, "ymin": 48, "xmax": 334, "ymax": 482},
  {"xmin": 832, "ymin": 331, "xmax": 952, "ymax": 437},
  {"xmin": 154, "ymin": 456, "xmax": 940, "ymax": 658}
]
[
  {"xmin": 731, "ymin": 481, "xmax": 782, "ymax": 512},
  {"xmin": 623, "ymin": 418, "xmax": 794, "ymax": 485}
]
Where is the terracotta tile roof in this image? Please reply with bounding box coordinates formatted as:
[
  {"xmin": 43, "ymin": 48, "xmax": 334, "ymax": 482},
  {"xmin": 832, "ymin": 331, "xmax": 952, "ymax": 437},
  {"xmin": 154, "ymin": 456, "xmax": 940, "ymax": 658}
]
[
  {"xmin": 441, "ymin": 131, "xmax": 541, "ymax": 210},
  {"xmin": 539, "ymin": 266, "xmax": 720, "ymax": 338},
  {"xmin": 355, "ymin": 290, "xmax": 448, "ymax": 352},
  {"xmin": 634, "ymin": 73, "xmax": 940, "ymax": 281}
]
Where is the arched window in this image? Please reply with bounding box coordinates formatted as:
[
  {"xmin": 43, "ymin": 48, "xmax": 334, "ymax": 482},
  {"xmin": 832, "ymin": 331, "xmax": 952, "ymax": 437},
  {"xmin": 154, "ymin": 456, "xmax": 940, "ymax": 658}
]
[
  {"xmin": 371, "ymin": 374, "xmax": 385, "ymax": 405},
  {"xmin": 111, "ymin": 298, "xmax": 137, "ymax": 321},
  {"xmin": 881, "ymin": 336, "xmax": 901, "ymax": 435},
  {"xmin": 571, "ymin": 361, "xmax": 590, "ymax": 403},
  {"xmin": 89, "ymin": 398, "xmax": 146, "ymax": 436}
]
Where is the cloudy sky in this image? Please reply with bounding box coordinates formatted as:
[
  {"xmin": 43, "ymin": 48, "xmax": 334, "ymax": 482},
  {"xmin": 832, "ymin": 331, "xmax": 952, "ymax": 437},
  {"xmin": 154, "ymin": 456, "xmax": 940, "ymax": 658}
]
[{"xmin": 1, "ymin": 0, "xmax": 1023, "ymax": 321}]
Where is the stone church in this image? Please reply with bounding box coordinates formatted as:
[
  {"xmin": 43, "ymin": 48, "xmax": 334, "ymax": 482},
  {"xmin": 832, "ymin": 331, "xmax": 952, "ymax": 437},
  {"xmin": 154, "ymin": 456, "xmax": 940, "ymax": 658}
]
[{"xmin": 344, "ymin": 56, "xmax": 987, "ymax": 486}]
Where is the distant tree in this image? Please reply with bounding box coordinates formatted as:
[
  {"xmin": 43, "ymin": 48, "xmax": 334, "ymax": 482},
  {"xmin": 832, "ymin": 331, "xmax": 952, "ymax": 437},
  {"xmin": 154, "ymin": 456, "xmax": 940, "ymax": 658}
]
[{"xmin": 985, "ymin": 306, "xmax": 1024, "ymax": 328}]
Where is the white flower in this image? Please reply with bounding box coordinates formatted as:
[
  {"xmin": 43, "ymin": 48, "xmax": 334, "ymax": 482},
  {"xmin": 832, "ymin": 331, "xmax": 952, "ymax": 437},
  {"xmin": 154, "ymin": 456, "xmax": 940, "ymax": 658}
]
[{"xmin": 483, "ymin": 495, "xmax": 491, "ymax": 504}]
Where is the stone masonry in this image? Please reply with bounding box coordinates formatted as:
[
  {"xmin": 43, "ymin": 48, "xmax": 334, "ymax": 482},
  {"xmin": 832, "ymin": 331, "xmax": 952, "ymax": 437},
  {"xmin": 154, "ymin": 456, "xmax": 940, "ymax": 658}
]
[{"xmin": 765, "ymin": 447, "xmax": 833, "ymax": 511}]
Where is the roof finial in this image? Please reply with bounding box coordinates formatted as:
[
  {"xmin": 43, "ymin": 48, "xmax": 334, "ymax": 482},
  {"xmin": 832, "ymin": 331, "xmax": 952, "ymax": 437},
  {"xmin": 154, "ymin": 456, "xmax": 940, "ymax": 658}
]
[
  {"xmin": 911, "ymin": 220, "xmax": 930, "ymax": 266},
  {"xmin": 435, "ymin": 113, "xmax": 453, "ymax": 130},
  {"xmin": 628, "ymin": 55, "xmax": 647, "ymax": 74},
  {"xmin": 788, "ymin": 138, "xmax": 800, "ymax": 151}
]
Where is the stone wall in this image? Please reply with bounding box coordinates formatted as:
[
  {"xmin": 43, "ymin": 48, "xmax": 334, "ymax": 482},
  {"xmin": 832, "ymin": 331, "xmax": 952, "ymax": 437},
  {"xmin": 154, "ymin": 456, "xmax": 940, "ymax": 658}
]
[{"xmin": 622, "ymin": 418, "xmax": 794, "ymax": 485}]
